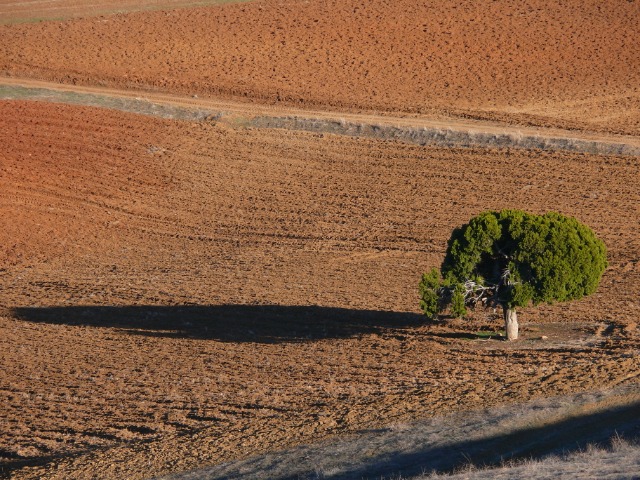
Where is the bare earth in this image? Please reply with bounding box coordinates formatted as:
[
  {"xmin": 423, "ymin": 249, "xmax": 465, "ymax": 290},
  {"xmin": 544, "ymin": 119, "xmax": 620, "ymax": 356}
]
[
  {"xmin": 1, "ymin": 100, "xmax": 639, "ymax": 478},
  {"xmin": 1, "ymin": 0, "xmax": 639, "ymax": 134},
  {"xmin": 1, "ymin": 0, "xmax": 640, "ymax": 478}
]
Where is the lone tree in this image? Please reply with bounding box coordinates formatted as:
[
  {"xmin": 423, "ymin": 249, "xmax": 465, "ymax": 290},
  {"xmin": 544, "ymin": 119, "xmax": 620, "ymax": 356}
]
[{"xmin": 419, "ymin": 210, "xmax": 607, "ymax": 340}]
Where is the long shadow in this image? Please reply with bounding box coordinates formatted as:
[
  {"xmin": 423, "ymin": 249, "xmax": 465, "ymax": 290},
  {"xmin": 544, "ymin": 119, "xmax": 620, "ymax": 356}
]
[
  {"xmin": 321, "ymin": 401, "xmax": 640, "ymax": 480},
  {"xmin": 11, "ymin": 305, "xmax": 424, "ymax": 343}
]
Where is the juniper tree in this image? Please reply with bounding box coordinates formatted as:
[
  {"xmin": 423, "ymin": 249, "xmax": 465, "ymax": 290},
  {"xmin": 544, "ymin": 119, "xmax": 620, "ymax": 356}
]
[{"xmin": 419, "ymin": 210, "xmax": 607, "ymax": 340}]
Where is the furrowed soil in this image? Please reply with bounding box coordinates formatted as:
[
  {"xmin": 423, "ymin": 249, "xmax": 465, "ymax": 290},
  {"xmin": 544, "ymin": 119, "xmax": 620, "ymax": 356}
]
[
  {"xmin": 1, "ymin": 0, "xmax": 639, "ymax": 135},
  {"xmin": 1, "ymin": 100, "xmax": 639, "ymax": 479},
  {"xmin": 1, "ymin": 0, "xmax": 640, "ymax": 477}
]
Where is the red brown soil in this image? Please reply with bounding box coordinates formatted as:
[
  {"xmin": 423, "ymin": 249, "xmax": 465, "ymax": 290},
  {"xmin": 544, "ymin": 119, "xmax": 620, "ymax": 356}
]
[
  {"xmin": 1, "ymin": 0, "xmax": 639, "ymax": 135},
  {"xmin": 1, "ymin": 100, "xmax": 639, "ymax": 478}
]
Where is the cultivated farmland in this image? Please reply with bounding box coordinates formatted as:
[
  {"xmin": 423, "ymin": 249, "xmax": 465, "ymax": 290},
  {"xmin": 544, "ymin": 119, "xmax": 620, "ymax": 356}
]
[{"xmin": 1, "ymin": 1, "xmax": 639, "ymax": 479}]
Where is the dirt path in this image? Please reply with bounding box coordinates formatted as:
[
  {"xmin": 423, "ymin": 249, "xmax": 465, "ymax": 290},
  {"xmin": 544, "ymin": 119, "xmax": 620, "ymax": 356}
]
[{"xmin": 2, "ymin": 77, "xmax": 640, "ymax": 155}]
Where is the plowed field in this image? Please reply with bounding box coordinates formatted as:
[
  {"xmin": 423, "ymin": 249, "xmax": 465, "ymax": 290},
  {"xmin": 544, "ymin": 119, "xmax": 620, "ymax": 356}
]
[
  {"xmin": 1, "ymin": 0, "xmax": 639, "ymax": 134},
  {"xmin": 1, "ymin": 100, "xmax": 639, "ymax": 478},
  {"xmin": 2, "ymin": 0, "xmax": 640, "ymax": 477}
]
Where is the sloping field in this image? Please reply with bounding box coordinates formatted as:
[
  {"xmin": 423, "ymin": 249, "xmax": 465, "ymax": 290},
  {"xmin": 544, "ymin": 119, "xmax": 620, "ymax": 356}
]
[
  {"xmin": 1, "ymin": 100, "xmax": 639, "ymax": 478},
  {"xmin": 1, "ymin": 0, "xmax": 639, "ymax": 134},
  {"xmin": 2, "ymin": 0, "xmax": 640, "ymax": 478}
]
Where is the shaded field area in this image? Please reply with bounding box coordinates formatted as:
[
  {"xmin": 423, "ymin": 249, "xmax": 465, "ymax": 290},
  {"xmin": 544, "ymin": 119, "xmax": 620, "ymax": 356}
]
[
  {"xmin": 428, "ymin": 442, "xmax": 640, "ymax": 480},
  {"xmin": 11, "ymin": 305, "xmax": 424, "ymax": 343},
  {"xmin": 1, "ymin": 100, "xmax": 639, "ymax": 478},
  {"xmin": 1, "ymin": 0, "xmax": 639, "ymax": 134}
]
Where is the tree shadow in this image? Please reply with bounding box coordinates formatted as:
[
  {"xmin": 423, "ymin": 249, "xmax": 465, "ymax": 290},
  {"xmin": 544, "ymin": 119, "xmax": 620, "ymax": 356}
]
[{"xmin": 10, "ymin": 304, "xmax": 424, "ymax": 343}]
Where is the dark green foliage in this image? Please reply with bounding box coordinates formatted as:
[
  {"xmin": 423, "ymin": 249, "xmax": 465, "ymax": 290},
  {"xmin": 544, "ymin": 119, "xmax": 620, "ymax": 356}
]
[
  {"xmin": 450, "ymin": 283, "xmax": 467, "ymax": 317},
  {"xmin": 418, "ymin": 268, "xmax": 441, "ymax": 319},
  {"xmin": 419, "ymin": 210, "xmax": 607, "ymax": 318}
]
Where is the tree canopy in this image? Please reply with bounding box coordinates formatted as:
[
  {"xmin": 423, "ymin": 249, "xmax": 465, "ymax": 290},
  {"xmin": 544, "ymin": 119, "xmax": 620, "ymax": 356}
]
[{"xmin": 419, "ymin": 210, "xmax": 607, "ymax": 338}]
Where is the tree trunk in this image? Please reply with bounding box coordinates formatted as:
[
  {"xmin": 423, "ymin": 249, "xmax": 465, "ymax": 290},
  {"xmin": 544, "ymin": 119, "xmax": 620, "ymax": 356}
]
[{"xmin": 503, "ymin": 306, "xmax": 518, "ymax": 341}]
